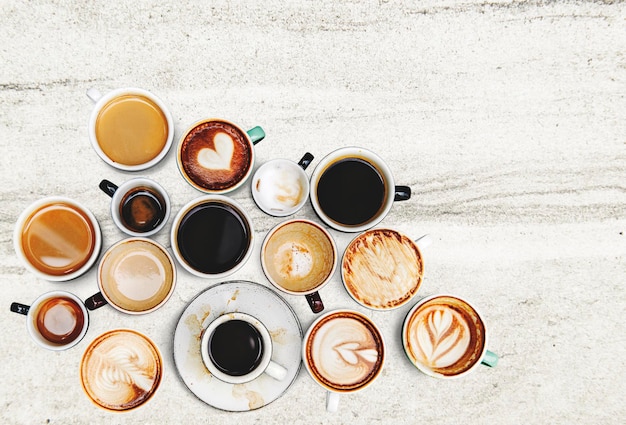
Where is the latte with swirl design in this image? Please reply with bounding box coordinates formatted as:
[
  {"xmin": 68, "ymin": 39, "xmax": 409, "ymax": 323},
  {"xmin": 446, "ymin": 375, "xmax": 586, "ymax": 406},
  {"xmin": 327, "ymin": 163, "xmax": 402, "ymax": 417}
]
[
  {"xmin": 304, "ymin": 310, "xmax": 384, "ymax": 392},
  {"xmin": 80, "ymin": 329, "xmax": 162, "ymax": 411},
  {"xmin": 404, "ymin": 296, "xmax": 486, "ymax": 377}
]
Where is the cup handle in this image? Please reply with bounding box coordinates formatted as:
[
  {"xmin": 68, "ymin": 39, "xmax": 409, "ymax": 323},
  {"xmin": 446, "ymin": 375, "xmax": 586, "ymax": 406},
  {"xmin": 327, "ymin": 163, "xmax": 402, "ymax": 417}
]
[
  {"xmin": 415, "ymin": 234, "xmax": 433, "ymax": 250},
  {"xmin": 394, "ymin": 185, "xmax": 411, "ymax": 201},
  {"xmin": 86, "ymin": 88, "xmax": 102, "ymax": 103},
  {"xmin": 305, "ymin": 291, "xmax": 324, "ymax": 314},
  {"xmin": 10, "ymin": 302, "xmax": 30, "ymax": 315},
  {"xmin": 481, "ymin": 350, "xmax": 499, "ymax": 368},
  {"xmin": 265, "ymin": 360, "xmax": 288, "ymax": 381},
  {"xmin": 298, "ymin": 152, "xmax": 314, "ymax": 170},
  {"xmin": 99, "ymin": 179, "xmax": 118, "ymax": 198},
  {"xmin": 326, "ymin": 391, "xmax": 340, "ymax": 413},
  {"xmin": 85, "ymin": 292, "xmax": 108, "ymax": 311},
  {"xmin": 247, "ymin": 126, "xmax": 265, "ymax": 145}
]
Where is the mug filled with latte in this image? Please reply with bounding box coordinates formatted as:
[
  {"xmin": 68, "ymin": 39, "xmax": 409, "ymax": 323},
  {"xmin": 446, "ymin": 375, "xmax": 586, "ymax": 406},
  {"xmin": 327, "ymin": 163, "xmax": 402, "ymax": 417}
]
[
  {"xmin": 177, "ymin": 118, "xmax": 265, "ymax": 194},
  {"xmin": 171, "ymin": 195, "xmax": 254, "ymax": 278},
  {"xmin": 14, "ymin": 196, "xmax": 102, "ymax": 281},
  {"xmin": 342, "ymin": 229, "xmax": 431, "ymax": 310},
  {"xmin": 99, "ymin": 178, "xmax": 170, "ymax": 237},
  {"xmin": 302, "ymin": 309, "xmax": 385, "ymax": 412},
  {"xmin": 87, "ymin": 87, "xmax": 174, "ymax": 171},
  {"xmin": 10, "ymin": 291, "xmax": 89, "ymax": 351},
  {"xmin": 261, "ymin": 219, "xmax": 337, "ymax": 313},
  {"xmin": 310, "ymin": 147, "xmax": 411, "ymax": 232},
  {"xmin": 402, "ymin": 294, "xmax": 498, "ymax": 379},
  {"xmin": 85, "ymin": 238, "xmax": 176, "ymax": 315},
  {"xmin": 200, "ymin": 312, "xmax": 287, "ymax": 384}
]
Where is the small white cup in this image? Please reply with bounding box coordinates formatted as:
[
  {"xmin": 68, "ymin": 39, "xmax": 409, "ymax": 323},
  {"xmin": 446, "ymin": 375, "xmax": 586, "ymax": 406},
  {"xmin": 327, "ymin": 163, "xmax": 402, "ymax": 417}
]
[
  {"xmin": 200, "ymin": 312, "xmax": 287, "ymax": 384},
  {"xmin": 87, "ymin": 87, "xmax": 174, "ymax": 171},
  {"xmin": 11, "ymin": 291, "xmax": 89, "ymax": 351},
  {"xmin": 99, "ymin": 178, "xmax": 171, "ymax": 237}
]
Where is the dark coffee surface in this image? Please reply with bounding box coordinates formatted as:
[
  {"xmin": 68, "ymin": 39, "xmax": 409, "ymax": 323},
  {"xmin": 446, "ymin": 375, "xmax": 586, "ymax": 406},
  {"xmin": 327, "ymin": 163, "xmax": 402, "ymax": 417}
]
[
  {"xmin": 177, "ymin": 202, "xmax": 250, "ymax": 274},
  {"xmin": 317, "ymin": 158, "xmax": 385, "ymax": 226},
  {"xmin": 120, "ymin": 186, "xmax": 166, "ymax": 232},
  {"xmin": 208, "ymin": 320, "xmax": 264, "ymax": 376}
]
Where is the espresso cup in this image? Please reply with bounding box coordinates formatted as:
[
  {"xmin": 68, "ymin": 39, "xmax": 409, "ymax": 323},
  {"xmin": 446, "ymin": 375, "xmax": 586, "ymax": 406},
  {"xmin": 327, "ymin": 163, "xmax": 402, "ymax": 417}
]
[
  {"xmin": 80, "ymin": 329, "xmax": 163, "ymax": 411},
  {"xmin": 13, "ymin": 196, "xmax": 102, "ymax": 281},
  {"xmin": 251, "ymin": 152, "xmax": 314, "ymax": 216},
  {"xmin": 177, "ymin": 118, "xmax": 265, "ymax": 194},
  {"xmin": 309, "ymin": 147, "xmax": 411, "ymax": 232},
  {"xmin": 402, "ymin": 294, "xmax": 499, "ymax": 379},
  {"xmin": 99, "ymin": 178, "xmax": 171, "ymax": 237},
  {"xmin": 302, "ymin": 309, "xmax": 385, "ymax": 412},
  {"xmin": 87, "ymin": 87, "xmax": 174, "ymax": 171},
  {"xmin": 171, "ymin": 195, "xmax": 254, "ymax": 278},
  {"xmin": 10, "ymin": 291, "xmax": 89, "ymax": 351},
  {"xmin": 342, "ymin": 229, "xmax": 432, "ymax": 310},
  {"xmin": 200, "ymin": 312, "xmax": 287, "ymax": 384},
  {"xmin": 85, "ymin": 238, "xmax": 176, "ymax": 315},
  {"xmin": 261, "ymin": 219, "xmax": 337, "ymax": 313}
]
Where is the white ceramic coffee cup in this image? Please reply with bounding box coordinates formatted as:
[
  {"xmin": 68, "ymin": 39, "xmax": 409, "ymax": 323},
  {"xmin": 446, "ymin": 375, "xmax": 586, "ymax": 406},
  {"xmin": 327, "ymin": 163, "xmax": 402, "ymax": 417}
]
[
  {"xmin": 10, "ymin": 290, "xmax": 89, "ymax": 351},
  {"xmin": 309, "ymin": 147, "xmax": 411, "ymax": 232},
  {"xmin": 99, "ymin": 177, "xmax": 171, "ymax": 237},
  {"xmin": 87, "ymin": 87, "xmax": 174, "ymax": 171},
  {"xmin": 13, "ymin": 196, "xmax": 102, "ymax": 282},
  {"xmin": 200, "ymin": 312, "xmax": 287, "ymax": 384}
]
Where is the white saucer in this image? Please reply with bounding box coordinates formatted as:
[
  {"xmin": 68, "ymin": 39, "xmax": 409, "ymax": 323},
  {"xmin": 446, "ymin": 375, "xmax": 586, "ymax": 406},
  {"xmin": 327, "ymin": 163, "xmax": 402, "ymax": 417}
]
[{"xmin": 173, "ymin": 280, "xmax": 303, "ymax": 411}]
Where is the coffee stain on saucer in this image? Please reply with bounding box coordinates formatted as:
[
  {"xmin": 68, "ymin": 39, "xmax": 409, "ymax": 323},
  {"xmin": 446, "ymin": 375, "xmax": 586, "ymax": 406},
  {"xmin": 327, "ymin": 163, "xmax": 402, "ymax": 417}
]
[
  {"xmin": 227, "ymin": 289, "xmax": 240, "ymax": 305},
  {"xmin": 232, "ymin": 384, "xmax": 264, "ymax": 409},
  {"xmin": 183, "ymin": 306, "xmax": 213, "ymax": 379},
  {"xmin": 270, "ymin": 327, "xmax": 289, "ymax": 345}
]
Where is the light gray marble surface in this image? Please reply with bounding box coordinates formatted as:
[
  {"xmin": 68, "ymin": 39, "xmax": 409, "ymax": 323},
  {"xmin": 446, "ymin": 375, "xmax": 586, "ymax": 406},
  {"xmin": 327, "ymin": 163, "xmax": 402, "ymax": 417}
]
[{"xmin": 1, "ymin": 1, "xmax": 625, "ymax": 424}]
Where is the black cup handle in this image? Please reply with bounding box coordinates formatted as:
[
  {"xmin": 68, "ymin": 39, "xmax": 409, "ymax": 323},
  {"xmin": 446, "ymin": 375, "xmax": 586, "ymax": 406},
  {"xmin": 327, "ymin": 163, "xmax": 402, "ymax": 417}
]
[
  {"xmin": 85, "ymin": 292, "xmax": 108, "ymax": 311},
  {"xmin": 10, "ymin": 302, "xmax": 30, "ymax": 315},
  {"xmin": 305, "ymin": 292, "xmax": 324, "ymax": 314},
  {"xmin": 394, "ymin": 185, "xmax": 411, "ymax": 201},
  {"xmin": 298, "ymin": 152, "xmax": 314, "ymax": 171},
  {"xmin": 99, "ymin": 179, "xmax": 118, "ymax": 198}
]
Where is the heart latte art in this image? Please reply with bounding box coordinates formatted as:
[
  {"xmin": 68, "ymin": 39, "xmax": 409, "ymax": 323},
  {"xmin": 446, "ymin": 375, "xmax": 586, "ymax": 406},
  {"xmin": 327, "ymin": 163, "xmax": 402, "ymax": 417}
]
[
  {"xmin": 305, "ymin": 311, "xmax": 384, "ymax": 392},
  {"xmin": 404, "ymin": 296, "xmax": 486, "ymax": 377},
  {"xmin": 179, "ymin": 120, "xmax": 252, "ymax": 192},
  {"xmin": 80, "ymin": 329, "xmax": 162, "ymax": 411}
]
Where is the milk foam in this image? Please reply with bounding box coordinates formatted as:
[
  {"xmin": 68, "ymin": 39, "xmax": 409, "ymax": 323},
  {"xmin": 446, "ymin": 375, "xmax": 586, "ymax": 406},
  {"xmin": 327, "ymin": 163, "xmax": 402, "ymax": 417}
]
[
  {"xmin": 43, "ymin": 304, "xmax": 77, "ymax": 336},
  {"xmin": 275, "ymin": 242, "xmax": 314, "ymax": 279},
  {"xmin": 254, "ymin": 162, "xmax": 305, "ymax": 213},
  {"xmin": 112, "ymin": 251, "xmax": 167, "ymax": 301}
]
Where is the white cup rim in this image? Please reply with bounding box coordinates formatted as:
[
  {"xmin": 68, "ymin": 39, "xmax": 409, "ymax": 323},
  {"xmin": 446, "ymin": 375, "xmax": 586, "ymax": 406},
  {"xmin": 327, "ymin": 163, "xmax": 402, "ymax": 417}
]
[
  {"xmin": 25, "ymin": 290, "xmax": 89, "ymax": 351},
  {"xmin": 176, "ymin": 118, "xmax": 257, "ymax": 194},
  {"xmin": 170, "ymin": 195, "xmax": 255, "ymax": 278},
  {"xmin": 109, "ymin": 177, "xmax": 171, "ymax": 237},
  {"xmin": 402, "ymin": 294, "xmax": 489, "ymax": 379},
  {"xmin": 309, "ymin": 146, "xmax": 396, "ymax": 233},
  {"xmin": 96, "ymin": 237, "xmax": 177, "ymax": 315},
  {"xmin": 13, "ymin": 196, "xmax": 102, "ymax": 282},
  {"xmin": 260, "ymin": 219, "xmax": 337, "ymax": 296},
  {"xmin": 251, "ymin": 158, "xmax": 310, "ymax": 217},
  {"xmin": 88, "ymin": 87, "xmax": 174, "ymax": 172}
]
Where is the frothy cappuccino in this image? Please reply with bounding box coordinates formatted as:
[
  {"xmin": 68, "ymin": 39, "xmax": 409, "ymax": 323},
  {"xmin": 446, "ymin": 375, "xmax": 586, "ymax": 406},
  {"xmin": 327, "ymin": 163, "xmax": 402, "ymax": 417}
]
[
  {"xmin": 252, "ymin": 159, "xmax": 309, "ymax": 216},
  {"xmin": 303, "ymin": 310, "xmax": 384, "ymax": 392}
]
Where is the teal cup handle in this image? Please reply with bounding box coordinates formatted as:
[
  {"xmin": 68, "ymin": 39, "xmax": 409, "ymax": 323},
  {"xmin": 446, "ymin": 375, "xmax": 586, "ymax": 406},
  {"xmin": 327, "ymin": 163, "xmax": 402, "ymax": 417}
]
[
  {"xmin": 481, "ymin": 350, "xmax": 499, "ymax": 368},
  {"xmin": 247, "ymin": 126, "xmax": 265, "ymax": 145}
]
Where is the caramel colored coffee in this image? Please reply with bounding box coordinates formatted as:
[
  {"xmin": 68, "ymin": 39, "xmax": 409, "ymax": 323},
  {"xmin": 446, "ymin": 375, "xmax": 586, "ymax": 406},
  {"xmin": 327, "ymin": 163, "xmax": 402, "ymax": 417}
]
[
  {"xmin": 34, "ymin": 296, "xmax": 85, "ymax": 345},
  {"xmin": 342, "ymin": 229, "xmax": 423, "ymax": 309},
  {"xmin": 304, "ymin": 311, "xmax": 384, "ymax": 392},
  {"xmin": 20, "ymin": 202, "xmax": 97, "ymax": 277},
  {"xmin": 95, "ymin": 94, "xmax": 169, "ymax": 166},
  {"xmin": 80, "ymin": 329, "xmax": 162, "ymax": 411},
  {"xmin": 404, "ymin": 296, "xmax": 486, "ymax": 377},
  {"xmin": 179, "ymin": 120, "xmax": 252, "ymax": 191},
  {"xmin": 99, "ymin": 239, "xmax": 175, "ymax": 313},
  {"xmin": 262, "ymin": 220, "xmax": 336, "ymax": 293}
]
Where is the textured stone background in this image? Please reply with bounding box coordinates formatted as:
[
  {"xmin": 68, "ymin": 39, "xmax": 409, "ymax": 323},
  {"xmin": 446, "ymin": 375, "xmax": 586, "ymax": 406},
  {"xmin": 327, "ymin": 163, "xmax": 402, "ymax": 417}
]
[{"xmin": 1, "ymin": 1, "xmax": 625, "ymax": 424}]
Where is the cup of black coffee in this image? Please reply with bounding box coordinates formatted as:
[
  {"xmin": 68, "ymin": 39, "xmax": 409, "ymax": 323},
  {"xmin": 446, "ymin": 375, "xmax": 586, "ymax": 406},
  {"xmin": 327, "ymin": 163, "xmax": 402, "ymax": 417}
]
[
  {"xmin": 309, "ymin": 147, "xmax": 411, "ymax": 232},
  {"xmin": 200, "ymin": 312, "xmax": 287, "ymax": 384},
  {"xmin": 10, "ymin": 290, "xmax": 89, "ymax": 350},
  {"xmin": 99, "ymin": 178, "xmax": 170, "ymax": 237},
  {"xmin": 170, "ymin": 195, "xmax": 254, "ymax": 278}
]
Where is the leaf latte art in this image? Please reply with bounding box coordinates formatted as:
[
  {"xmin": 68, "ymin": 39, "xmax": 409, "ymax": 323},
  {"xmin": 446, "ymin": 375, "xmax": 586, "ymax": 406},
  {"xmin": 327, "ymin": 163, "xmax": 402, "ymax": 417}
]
[{"xmin": 81, "ymin": 330, "xmax": 162, "ymax": 411}]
